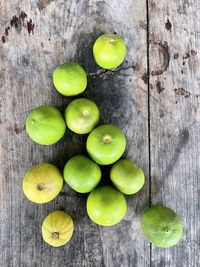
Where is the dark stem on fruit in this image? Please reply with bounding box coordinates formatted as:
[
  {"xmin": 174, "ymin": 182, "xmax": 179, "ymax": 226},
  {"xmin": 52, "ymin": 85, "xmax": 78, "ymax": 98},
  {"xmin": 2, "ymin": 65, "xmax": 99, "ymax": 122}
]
[
  {"xmin": 52, "ymin": 232, "xmax": 59, "ymax": 239},
  {"xmin": 103, "ymin": 135, "xmax": 111, "ymax": 144},
  {"xmin": 163, "ymin": 227, "xmax": 169, "ymax": 233},
  {"xmin": 37, "ymin": 183, "xmax": 45, "ymax": 190}
]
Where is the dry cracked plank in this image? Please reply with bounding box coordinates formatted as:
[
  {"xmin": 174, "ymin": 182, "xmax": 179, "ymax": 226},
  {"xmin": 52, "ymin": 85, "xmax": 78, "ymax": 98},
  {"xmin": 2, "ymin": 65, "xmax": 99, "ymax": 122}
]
[
  {"xmin": 0, "ymin": 0, "xmax": 149, "ymax": 266},
  {"xmin": 148, "ymin": 0, "xmax": 200, "ymax": 266}
]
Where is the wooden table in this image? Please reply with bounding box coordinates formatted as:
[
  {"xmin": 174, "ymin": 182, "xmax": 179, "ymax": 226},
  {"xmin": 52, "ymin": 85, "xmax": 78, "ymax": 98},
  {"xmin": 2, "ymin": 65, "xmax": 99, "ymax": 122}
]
[{"xmin": 0, "ymin": 0, "xmax": 199, "ymax": 266}]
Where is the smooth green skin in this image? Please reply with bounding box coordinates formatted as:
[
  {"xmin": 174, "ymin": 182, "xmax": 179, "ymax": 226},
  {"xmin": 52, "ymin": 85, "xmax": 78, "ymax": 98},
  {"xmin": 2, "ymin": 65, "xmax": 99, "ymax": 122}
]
[
  {"xmin": 86, "ymin": 124, "xmax": 126, "ymax": 165},
  {"xmin": 26, "ymin": 106, "xmax": 66, "ymax": 145},
  {"xmin": 110, "ymin": 159, "xmax": 145, "ymax": 195},
  {"xmin": 63, "ymin": 155, "xmax": 101, "ymax": 193},
  {"xmin": 93, "ymin": 33, "xmax": 126, "ymax": 69},
  {"xmin": 53, "ymin": 62, "xmax": 87, "ymax": 96},
  {"xmin": 142, "ymin": 205, "xmax": 183, "ymax": 248},
  {"xmin": 65, "ymin": 98, "xmax": 100, "ymax": 134},
  {"xmin": 87, "ymin": 185, "xmax": 127, "ymax": 226}
]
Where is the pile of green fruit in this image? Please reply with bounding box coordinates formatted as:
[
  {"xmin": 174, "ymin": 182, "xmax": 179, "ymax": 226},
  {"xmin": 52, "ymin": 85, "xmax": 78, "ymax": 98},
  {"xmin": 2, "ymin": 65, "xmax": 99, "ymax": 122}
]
[{"xmin": 23, "ymin": 33, "xmax": 183, "ymax": 248}]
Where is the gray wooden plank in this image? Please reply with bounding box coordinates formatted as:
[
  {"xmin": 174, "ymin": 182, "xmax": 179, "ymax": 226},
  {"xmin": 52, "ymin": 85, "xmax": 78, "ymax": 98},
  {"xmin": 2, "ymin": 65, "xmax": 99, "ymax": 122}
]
[
  {"xmin": 148, "ymin": 0, "xmax": 200, "ymax": 266},
  {"xmin": 0, "ymin": 0, "xmax": 149, "ymax": 266}
]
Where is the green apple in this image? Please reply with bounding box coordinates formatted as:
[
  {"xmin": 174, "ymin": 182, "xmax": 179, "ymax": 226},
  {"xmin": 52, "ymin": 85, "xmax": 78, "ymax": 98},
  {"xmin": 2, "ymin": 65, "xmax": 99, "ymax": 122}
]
[
  {"xmin": 65, "ymin": 98, "xmax": 100, "ymax": 134},
  {"xmin": 142, "ymin": 205, "xmax": 183, "ymax": 248},
  {"xmin": 63, "ymin": 155, "xmax": 101, "ymax": 193},
  {"xmin": 26, "ymin": 105, "xmax": 66, "ymax": 145},
  {"xmin": 93, "ymin": 33, "xmax": 126, "ymax": 69},
  {"xmin": 86, "ymin": 185, "xmax": 127, "ymax": 226},
  {"xmin": 86, "ymin": 124, "xmax": 126, "ymax": 165},
  {"xmin": 53, "ymin": 62, "xmax": 87, "ymax": 96},
  {"xmin": 110, "ymin": 159, "xmax": 145, "ymax": 195}
]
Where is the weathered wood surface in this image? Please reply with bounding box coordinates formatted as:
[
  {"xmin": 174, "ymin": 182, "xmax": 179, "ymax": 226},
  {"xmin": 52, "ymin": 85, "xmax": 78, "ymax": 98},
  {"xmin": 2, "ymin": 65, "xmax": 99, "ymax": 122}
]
[
  {"xmin": 149, "ymin": 0, "xmax": 200, "ymax": 266},
  {"xmin": 0, "ymin": 1, "xmax": 149, "ymax": 267},
  {"xmin": 0, "ymin": 0, "xmax": 199, "ymax": 266}
]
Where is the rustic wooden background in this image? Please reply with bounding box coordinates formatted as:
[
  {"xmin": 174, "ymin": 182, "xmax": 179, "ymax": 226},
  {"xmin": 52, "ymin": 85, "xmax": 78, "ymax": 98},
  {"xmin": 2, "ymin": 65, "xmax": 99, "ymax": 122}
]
[{"xmin": 0, "ymin": 0, "xmax": 199, "ymax": 266}]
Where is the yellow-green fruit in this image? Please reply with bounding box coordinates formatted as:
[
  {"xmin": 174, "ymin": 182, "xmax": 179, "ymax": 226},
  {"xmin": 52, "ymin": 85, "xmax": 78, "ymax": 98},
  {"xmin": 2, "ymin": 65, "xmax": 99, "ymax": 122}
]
[
  {"xmin": 142, "ymin": 205, "xmax": 183, "ymax": 248},
  {"xmin": 87, "ymin": 185, "xmax": 127, "ymax": 226},
  {"xmin": 42, "ymin": 210, "xmax": 74, "ymax": 247},
  {"xmin": 110, "ymin": 159, "xmax": 145, "ymax": 195},
  {"xmin": 53, "ymin": 62, "xmax": 87, "ymax": 96},
  {"xmin": 63, "ymin": 155, "xmax": 101, "ymax": 193},
  {"xmin": 86, "ymin": 124, "xmax": 126, "ymax": 165},
  {"xmin": 93, "ymin": 33, "xmax": 126, "ymax": 69},
  {"xmin": 26, "ymin": 105, "xmax": 66, "ymax": 145},
  {"xmin": 65, "ymin": 98, "xmax": 100, "ymax": 134},
  {"xmin": 22, "ymin": 163, "xmax": 63, "ymax": 204}
]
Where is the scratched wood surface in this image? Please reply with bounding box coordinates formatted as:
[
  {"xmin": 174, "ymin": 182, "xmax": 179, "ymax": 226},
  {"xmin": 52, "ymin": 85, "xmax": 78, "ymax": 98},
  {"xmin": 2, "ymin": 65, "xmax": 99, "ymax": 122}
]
[
  {"xmin": 0, "ymin": 1, "xmax": 149, "ymax": 267},
  {"xmin": 0, "ymin": 0, "xmax": 199, "ymax": 266},
  {"xmin": 149, "ymin": 0, "xmax": 200, "ymax": 266}
]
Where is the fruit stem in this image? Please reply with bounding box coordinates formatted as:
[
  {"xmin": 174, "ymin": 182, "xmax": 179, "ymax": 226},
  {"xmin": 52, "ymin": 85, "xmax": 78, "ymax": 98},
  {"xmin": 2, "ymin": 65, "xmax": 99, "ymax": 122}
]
[
  {"xmin": 163, "ymin": 227, "xmax": 170, "ymax": 233},
  {"xmin": 52, "ymin": 232, "xmax": 59, "ymax": 239},
  {"xmin": 103, "ymin": 135, "xmax": 111, "ymax": 144},
  {"xmin": 108, "ymin": 38, "xmax": 116, "ymax": 44},
  {"xmin": 37, "ymin": 183, "xmax": 45, "ymax": 190},
  {"xmin": 82, "ymin": 109, "xmax": 90, "ymax": 118}
]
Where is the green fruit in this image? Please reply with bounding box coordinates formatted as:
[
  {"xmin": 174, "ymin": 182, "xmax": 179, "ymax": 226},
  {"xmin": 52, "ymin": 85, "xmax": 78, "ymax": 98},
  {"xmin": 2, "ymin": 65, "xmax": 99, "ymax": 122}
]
[
  {"xmin": 86, "ymin": 124, "xmax": 126, "ymax": 165},
  {"xmin": 63, "ymin": 155, "xmax": 101, "ymax": 193},
  {"xmin": 53, "ymin": 62, "xmax": 87, "ymax": 96},
  {"xmin": 86, "ymin": 185, "xmax": 127, "ymax": 226},
  {"xmin": 142, "ymin": 205, "xmax": 183, "ymax": 248},
  {"xmin": 110, "ymin": 159, "xmax": 145, "ymax": 195},
  {"xmin": 22, "ymin": 163, "xmax": 63, "ymax": 204},
  {"xmin": 26, "ymin": 105, "xmax": 66, "ymax": 145},
  {"xmin": 93, "ymin": 33, "xmax": 126, "ymax": 69},
  {"xmin": 65, "ymin": 98, "xmax": 100, "ymax": 134}
]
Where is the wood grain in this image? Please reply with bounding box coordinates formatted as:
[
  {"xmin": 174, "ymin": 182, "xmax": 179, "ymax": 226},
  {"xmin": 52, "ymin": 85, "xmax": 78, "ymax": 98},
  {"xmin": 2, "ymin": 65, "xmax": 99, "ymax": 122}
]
[
  {"xmin": 149, "ymin": 0, "xmax": 200, "ymax": 266},
  {"xmin": 2, "ymin": 0, "xmax": 199, "ymax": 266},
  {"xmin": 0, "ymin": 0, "xmax": 149, "ymax": 266}
]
